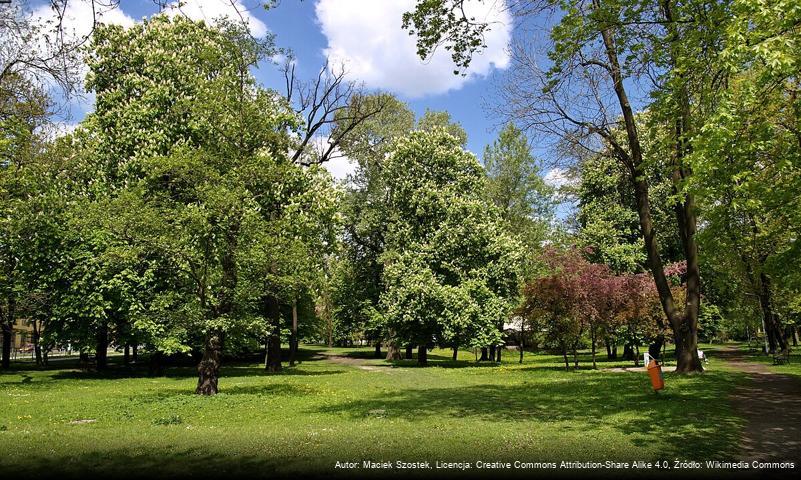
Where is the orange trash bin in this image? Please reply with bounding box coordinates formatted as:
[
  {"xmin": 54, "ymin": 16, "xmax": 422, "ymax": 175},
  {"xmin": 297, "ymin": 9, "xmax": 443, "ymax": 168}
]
[{"xmin": 647, "ymin": 359, "xmax": 664, "ymax": 391}]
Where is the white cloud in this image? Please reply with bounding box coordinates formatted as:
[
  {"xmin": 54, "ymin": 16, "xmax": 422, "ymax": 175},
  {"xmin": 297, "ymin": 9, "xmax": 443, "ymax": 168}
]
[
  {"xmin": 164, "ymin": 0, "xmax": 268, "ymax": 37},
  {"xmin": 51, "ymin": 121, "xmax": 80, "ymax": 138},
  {"xmin": 31, "ymin": 0, "xmax": 136, "ymax": 42},
  {"xmin": 297, "ymin": 136, "xmax": 357, "ymax": 182},
  {"xmin": 543, "ymin": 168, "xmax": 574, "ymax": 189},
  {"xmin": 315, "ymin": 0, "xmax": 512, "ymax": 98},
  {"xmin": 29, "ymin": 0, "xmax": 135, "ymax": 112},
  {"xmin": 323, "ymin": 154, "xmax": 357, "ymax": 182}
]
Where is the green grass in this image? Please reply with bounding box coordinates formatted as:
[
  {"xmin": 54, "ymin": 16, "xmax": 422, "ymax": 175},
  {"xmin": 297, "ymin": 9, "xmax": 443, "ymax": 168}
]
[
  {"xmin": 0, "ymin": 346, "xmax": 746, "ymax": 478},
  {"xmin": 725, "ymin": 342, "xmax": 801, "ymax": 378}
]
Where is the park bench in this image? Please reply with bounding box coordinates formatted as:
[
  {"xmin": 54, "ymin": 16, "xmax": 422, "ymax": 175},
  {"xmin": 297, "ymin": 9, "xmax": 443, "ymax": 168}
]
[{"xmin": 773, "ymin": 349, "xmax": 791, "ymax": 365}]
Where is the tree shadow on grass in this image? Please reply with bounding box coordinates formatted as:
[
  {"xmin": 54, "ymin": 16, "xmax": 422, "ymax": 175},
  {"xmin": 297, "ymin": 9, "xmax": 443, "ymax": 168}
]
[
  {"xmin": 312, "ymin": 370, "xmax": 746, "ymax": 459},
  {"xmin": 269, "ymin": 368, "xmax": 347, "ymax": 376},
  {"xmin": 44, "ymin": 364, "xmax": 257, "ymax": 381},
  {"xmin": 13, "ymin": 360, "xmax": 343, "ymax": 385},
  {"xmin": 387, "ymin": 359, "xmax": 505, "ymax": 369},
  {"xmin": 6, "ymin": 447, "xmax": 285, "ymax": 479}
]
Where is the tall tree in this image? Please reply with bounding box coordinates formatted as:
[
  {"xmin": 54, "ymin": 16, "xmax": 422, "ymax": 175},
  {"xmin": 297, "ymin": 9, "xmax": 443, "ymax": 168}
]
[
  {"xmin": 331, "ymin": 93, "xmax": 415, "ymax": 358},
  {"xmin": 416, "ymin": 109, "xmax": 468, "ymax": 147},
  {"xmin": 483, "ymin": 123, "xmax": 553, "ymax": 265},
  {"xmin": 0, "ymin": 75, "xmax": 51, "ymax": 368},
  {"xmin": 82, "ymin": 15, "xmax": 302, "ymax": 393},
  {"xmin": 402, "ymin": 0, "xmax": 734, "ymax": 372},
  {"xmin": 379, "ymin": 128, "xmax": 522, "ymax": 366}
]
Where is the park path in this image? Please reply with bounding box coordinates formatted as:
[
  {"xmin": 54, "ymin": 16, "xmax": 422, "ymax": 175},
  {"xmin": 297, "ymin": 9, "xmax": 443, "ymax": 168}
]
[
  {"xmin": 717, "ymin": 346, "xmax": 801, "ymax": 463},
  {"xmin": 314, "ymin": 350, "xmax": 393, "ymax": 372}
]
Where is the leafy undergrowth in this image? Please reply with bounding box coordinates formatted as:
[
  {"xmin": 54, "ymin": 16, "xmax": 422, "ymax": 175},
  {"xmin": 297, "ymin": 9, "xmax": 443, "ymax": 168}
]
[{"xmin": 0, "ymin": 346, "xmax": 745, "ymax": 478}]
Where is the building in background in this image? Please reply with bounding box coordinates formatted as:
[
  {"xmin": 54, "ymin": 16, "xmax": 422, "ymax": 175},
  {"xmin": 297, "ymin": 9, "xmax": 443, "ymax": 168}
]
[{"xmin": 1, "ymin": 318, "xmax": 36, "ymax": 356}]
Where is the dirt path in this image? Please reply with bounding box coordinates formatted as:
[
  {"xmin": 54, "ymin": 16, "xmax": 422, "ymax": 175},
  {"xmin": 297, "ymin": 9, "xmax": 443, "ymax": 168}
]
[
  {"xmin": 314, "ymin": 351, "xmax": 393, "ymax": 372},
  {"xmin": 716, "ymin": 346, "xmax": 801, "ymax": 463}
]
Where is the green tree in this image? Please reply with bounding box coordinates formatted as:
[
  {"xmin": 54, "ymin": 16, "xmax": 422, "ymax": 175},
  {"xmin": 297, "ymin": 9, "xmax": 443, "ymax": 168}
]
[
  {"xmin": 401, "ymin": 0, "xmax": 739, "ymax": 372},
  {"xmin": 417, "ymin": 109, "xmax": 468, "ymax": 147},
  {"xmin": 0, "ymin": 75, "xmax": 54, "ymax": 368},
  {"xmin": 483, "ymin": 123, "xmax": 553, "ymax": 266},
  {"xmin": 331, "ymin": 93, "xmax": 415, "ymax": 358},
  {"xmin": 81, "ymin": 15, "xmax": 309, "ymax": 393},
  {"xmin": 380, "ymin": 128, "xmax": 522, "ymax": 365}
]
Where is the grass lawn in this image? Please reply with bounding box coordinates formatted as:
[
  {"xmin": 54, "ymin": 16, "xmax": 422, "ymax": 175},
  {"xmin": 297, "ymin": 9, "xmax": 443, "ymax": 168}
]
[
  {"xmin": 725, "ymin": 342, "xmax": 801, "ymax": 378},
  {"xmin": 0, "ymin": 345, "xmax": 747, "ymax": 478}
]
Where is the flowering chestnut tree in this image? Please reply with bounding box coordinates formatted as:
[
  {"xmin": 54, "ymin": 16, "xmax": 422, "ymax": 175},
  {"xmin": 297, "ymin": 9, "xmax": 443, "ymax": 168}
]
[{"xmin": 379, "ymin": 128, "xmax": 523, "ymax": 365}]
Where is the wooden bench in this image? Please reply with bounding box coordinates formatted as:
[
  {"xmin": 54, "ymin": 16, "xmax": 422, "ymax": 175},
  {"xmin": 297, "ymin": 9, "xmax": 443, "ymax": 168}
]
[{"xmin": 773, "ymin": 349, "xmax": 791, "ymax": 365}]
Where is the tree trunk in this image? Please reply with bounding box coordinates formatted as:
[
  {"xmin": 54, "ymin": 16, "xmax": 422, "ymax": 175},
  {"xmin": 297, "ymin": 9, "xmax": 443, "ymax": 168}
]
[
  {"xmin": 1, "ymin": 295, "xmax": 15, "ymax": 369},
  {"xmin": 374, "ymin": 342, "xmax": 382, "ymax": 358},
  {"xmin": 452, "ymin": 345, "xmax": 458, "ymax": 361},
  {"xmin": 385, "ymin": 340, "xmax": 401, "ymax": 360},
  {"xmin": 417, "ymin": 345, "xmax": 427, "ymax": 366},
  {"xmin": 289, "ymin": 299, "xmax": 298, "ymax": 367},
  {"xmin": 79, "ymin": 351, "xmax": 89, "ymax": 369},
  {"xmin": 561, "ymin": 343, "xmax": 569, "ymax": 371},
  {"xmin": 572, "ymin": 345, "xmax": 579, "ymax": 370},
  {"xmin": 196, "ymin": 331, "xmax": 223, "ymax": 395},
  {"xmin": 95, "ymin": 322, "xmax": 109, "ymax": 370},
  {"xmin": 489, "ymin": 345, "xmax": 496, "ymax": 362},
  {"xmin": 264, "ymin": 295, "xmax": 282, "ymax": 373},
  {"xmin": 405, "ymin": 344, "xmax": 414, "ymax": 359},
  {"xmin": 673, "ymin": 328, "xmax": 702, "ymax": 373},
  {"xmin": 124, "ymin": 345, "xmax": 130, "ymax": 366},
  {"xmin": 479, "ymin": 347, "xmax": 488, "ymax": 361},
  {"xmin": 623, "ymin": 343, "xmax": 633, "ymax": 361},
  {"xmin": 33, "ymin": 319, "xmax": 42, "ymax": 366},
  {"xmin": 197, "ymin": 174, "xmax": 239, "ymax": 393},
  {"xmin": 605, "ymin": 339, "xmax": 619, "ymax": 359},
  {"xmin": 595, "ymin": 0, "xmax": 702, "ymax": 374},
  {"xmin": 326, "ymin": 310, "xmax": 334, "ymax": 348},
  {"xmin": 519, "ymin": 328, "xmax": 525, "ymax": 364},
  {"xmin": 759, "ymin": 273, "xmax": 787, "ymax": 353},
  {"xmin": 495, "ymin": 345, "xmax": 502, "ymax": 363},
  {"xmin": 662, "ymin": 0, "xmax": 704, "ymax": 374},
  {"xmin": 648, "ymin": 341, "xmax": 662, "ymax": 362},
  {"xmin": 149, "ymin": 351, "xmax": 164, "ymax": 376},
  {"xmin": 1, "ymin": 320, "xmax": 11, "ymax": 369},
  {"xmin": 266, "ymin": 332, "xmax": 282, "ymax": 373},
  {"xmin": 591, "ymin": 328, "xmax": 597, "ymax": 370},
  {"xmin": 132, "ymin": 344, "xmax": 138, "ymax": 363}
]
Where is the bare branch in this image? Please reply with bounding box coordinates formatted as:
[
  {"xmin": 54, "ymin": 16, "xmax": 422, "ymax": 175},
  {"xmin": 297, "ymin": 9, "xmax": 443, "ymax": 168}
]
[{"xmin": 283, "ymin": 58, "xmax": 389, "ymax": 166}]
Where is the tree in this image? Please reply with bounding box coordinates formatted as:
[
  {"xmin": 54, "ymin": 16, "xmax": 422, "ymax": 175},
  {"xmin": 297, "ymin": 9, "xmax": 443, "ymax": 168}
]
[
  {"xmin": 520, "ymin": 248, "xmax": 611, "ymax": 370},
  {"xmin": 331, "ymin": 93, "xmax": 415, "ymax": 359},
  {"xmin": 248, "ymin": 162, "xmax": 339, "ymax": 372},
  {"xmin": 686, "ymin": 0, "xmax": 801, "ymax": 353},
  {"xmin": 282, "ymin": 59, "xmax": 391, "ymax": 166},
  {"xmin": 416, "ymin": 109, "xmax": 468, "ymax": 147},
  {"xmin": 483, "ymin": 123, "xmax": 553, "ymax": 265},
  {"xmin": 0, "ymin": 74, "xmax": 58, "ymax": 368},
  {"xmin": 518, "ymin": 253, "xmax": 584, "ymax": 371},
  {"xmin": 574, "ymin": 117, "xmax": 684, "ymax": 275},
  {"xmin": 402, "ymin": 0, "xmax": 733, "ymax": 372},
  {"xmin": 81, "ymin": 15, "xmax": 307, "ymax": 394},
  {"xmin": 379, "ymin": 128, "xmax": 522, "ymax": 366},
  {"xmin": 1, "ymin": 0, "xmax": 95, "ymax": 100}
]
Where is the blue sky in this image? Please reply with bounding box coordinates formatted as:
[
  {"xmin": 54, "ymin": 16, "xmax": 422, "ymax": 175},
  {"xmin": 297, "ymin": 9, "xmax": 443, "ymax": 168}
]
[{"xmin": 28, "ymin": 0, "xmax": 570, "ymax": 190}]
